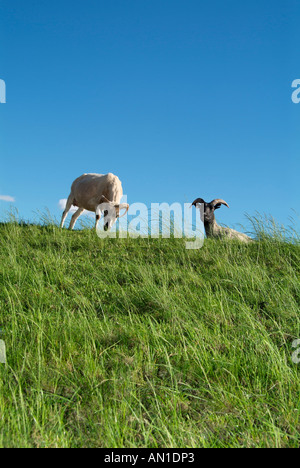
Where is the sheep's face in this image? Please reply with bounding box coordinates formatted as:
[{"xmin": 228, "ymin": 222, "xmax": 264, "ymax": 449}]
[
  {"xmin": 202, "ymin": 202, "xmax": 222, "ymax": 224},
  {"xmin": 103, "ymin": 206, "xmax": 119, "ymax": 231},
  {"xmin": 98, "ymin": 201, "xmax": 129, "ymax": 231},
  {"xmin": 191, "ymin": 198, "xmax": 229, "ymax": 225}
]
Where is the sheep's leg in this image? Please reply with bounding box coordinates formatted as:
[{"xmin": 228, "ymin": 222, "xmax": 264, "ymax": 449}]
[
  {"xmin": 60, "ymin": 195, "xmax": 73, "ymax": 228},
  {"xmin": 69, "ymin": 207, "xmax": 85, "ymax": 230}
]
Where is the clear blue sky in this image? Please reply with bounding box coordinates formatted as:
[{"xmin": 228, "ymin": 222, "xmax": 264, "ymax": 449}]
[{"xmin": 0, "ymin": 0, "xmax": 299, "ymax": 231}]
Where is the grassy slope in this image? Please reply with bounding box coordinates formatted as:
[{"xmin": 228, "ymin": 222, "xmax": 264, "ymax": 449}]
[{"xmin": 0, "ymin": 222, "xmax": 299, "ymax": 448}]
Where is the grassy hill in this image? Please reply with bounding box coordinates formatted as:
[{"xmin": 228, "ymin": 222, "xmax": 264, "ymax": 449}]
[{"xmin": 0, "ymin": 221, "xmax": 299, "ymax": 448}]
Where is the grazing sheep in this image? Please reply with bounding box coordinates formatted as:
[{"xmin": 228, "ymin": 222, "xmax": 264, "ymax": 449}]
[
  {"xmin": 191, "ymin": 198, "xmax": 252, "ymax": 243},
  {"xmin": 60, "ymin": 173, "xmax": 129, "ymax": 230}
]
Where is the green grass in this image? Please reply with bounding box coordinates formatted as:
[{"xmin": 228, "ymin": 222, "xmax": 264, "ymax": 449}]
[{"xmin": 0, "ymin": 219, "xmax": 299, "ymax": 448}]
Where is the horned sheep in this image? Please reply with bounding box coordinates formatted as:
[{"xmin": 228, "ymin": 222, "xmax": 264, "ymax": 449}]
[{"xmin": 191, "ymin": 198, "xmax": 252, "ymax": 243}]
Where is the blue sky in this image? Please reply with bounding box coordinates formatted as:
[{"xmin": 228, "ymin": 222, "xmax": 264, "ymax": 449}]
[{"xmin": 0, "ymin": 0, "xmax": 299, "ymax": 231}]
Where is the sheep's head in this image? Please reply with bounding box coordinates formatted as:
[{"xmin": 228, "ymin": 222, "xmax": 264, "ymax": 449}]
[
  {"xmin": 97, "ymin": 195, "xmax": 129, "ymax": 231},
  {"xmin": 191, "ymin": 198, "xmax": 229, "ymax": 224}
]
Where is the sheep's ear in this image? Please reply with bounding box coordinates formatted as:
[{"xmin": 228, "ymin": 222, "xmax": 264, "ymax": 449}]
[{"xmin": 214, "ymin": 203, "xmax": 222, "ymax": 210}]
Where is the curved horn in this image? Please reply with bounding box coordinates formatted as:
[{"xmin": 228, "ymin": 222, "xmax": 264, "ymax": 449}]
[
  {"xmin": 190, "ymin": 198, "xmax": 206, "ymax": 208},
  {"xmin": 118, "ymin": 203, "xmax": 129, "ymax": 217},
  {"xmin": 210, "ymin": 199, "xmax": 230, "ymax": 208}
]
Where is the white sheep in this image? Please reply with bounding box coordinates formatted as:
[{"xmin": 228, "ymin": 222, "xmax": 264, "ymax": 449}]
[
  {"xmin": 191, "ymin": 198, "xmax": 252, "ymax": 243},
  {"xmin": 60, "ymin": 173, "xmax": 129, "ymax": 230}
]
